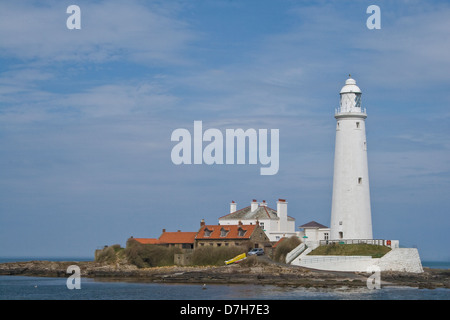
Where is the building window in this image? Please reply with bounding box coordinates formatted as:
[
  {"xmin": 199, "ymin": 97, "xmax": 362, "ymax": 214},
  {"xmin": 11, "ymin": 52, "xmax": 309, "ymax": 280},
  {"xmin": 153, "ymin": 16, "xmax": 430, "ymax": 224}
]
[
  {"xmin": 238, "ymin": 227, "xmax": 247, "ymax": 237},
  {"xmin": 324, "ymin": 233, "xmax": 329, "ymax": 240},
  {"xmin": 339, "ymin": 221, "xmax": 343, "ymax": 225},
  {"xmin": 364, "ymin": 141, "xmax": 367, "ymax": 151},
  {"xmin": 259, "ymin": 222, "xmax": 264, "ymax": 230},
  {"xmin": 204, "ymin": 228, "xmax": 212, "ymax": 237},
  {"xmin": 356, "ymin": 122, "xmax": 360, "ymax": 128},
  {"xmin": 358, "ymin": 177, "xmax": 363, "ymax": 185},
  {"xmin": 220, "ymin": 227, "xmax": 229, "ymax": 237},
  {"xmin": 339, "ymin": 232, "xmax": 343, "ymax": 239}
]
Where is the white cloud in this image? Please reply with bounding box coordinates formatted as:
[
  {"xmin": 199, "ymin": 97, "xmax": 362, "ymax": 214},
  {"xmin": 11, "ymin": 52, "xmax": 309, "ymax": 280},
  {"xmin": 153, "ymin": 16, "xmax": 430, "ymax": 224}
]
[{"xmin": 0, "ymin": 1, "xmax": 196, "ymax": 65}]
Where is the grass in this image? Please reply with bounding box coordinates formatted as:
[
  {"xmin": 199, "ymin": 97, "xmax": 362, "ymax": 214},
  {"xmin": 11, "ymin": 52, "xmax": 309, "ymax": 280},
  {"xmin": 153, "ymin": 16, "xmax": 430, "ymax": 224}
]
[
  {"xmin": 273, "ymin": 236, "xmax": 301, "ymax": 263},
  {"xmin": 95, "ymin": 244, "xmax": 123, "ymax": 263},
  {"xmin": 99, "ymin": 240, "xmax": 252, "ymax": 268},
  {"xmin": 308, "ymin": 243, "xmax": 391, "ymax": 258},
  {"xmin": 191, "ymin": 246, "xmax": 248, "ymax": 266},
  {"xmin": 124, "ymin": 239, "xmax": 182, "ymax": 268}
]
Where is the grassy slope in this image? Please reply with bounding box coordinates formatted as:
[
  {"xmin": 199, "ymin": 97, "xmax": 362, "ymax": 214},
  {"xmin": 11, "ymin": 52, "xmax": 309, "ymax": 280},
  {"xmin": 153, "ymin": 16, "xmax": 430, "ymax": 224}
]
[{"xmin": 308, "ymin": 244, "xmax": 391, "ymax": 258}]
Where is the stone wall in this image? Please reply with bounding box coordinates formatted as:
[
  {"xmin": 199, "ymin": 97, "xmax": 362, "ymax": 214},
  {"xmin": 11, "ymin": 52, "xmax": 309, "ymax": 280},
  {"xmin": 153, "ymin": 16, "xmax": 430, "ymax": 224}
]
[
  {"xmin": 174, "ymin": 252, "xmax": 193, "ymax": 266},
  {"xmin": 376, "ymin": 248, "xmax": 423, "ymax": 273}
]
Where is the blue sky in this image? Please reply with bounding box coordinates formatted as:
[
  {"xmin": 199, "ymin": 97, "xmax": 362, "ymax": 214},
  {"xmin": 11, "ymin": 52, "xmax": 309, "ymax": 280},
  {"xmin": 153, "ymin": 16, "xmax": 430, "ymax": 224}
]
[{"xmin": 0, "ymin": 0, "xmax": 449, "ymax": 261}]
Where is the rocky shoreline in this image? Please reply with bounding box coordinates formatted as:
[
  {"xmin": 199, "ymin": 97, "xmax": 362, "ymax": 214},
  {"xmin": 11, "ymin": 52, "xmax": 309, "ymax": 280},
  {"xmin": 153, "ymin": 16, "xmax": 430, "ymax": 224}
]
[{"xmin": 0, "ymin": 260, "xmax": 449, "ymax": 290}]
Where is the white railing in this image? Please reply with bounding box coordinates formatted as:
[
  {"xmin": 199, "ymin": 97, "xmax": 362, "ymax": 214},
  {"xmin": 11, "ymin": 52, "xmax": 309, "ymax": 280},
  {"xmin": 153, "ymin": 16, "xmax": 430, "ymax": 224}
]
[
  {"xmin": 285, "ymin": 243, "xmax": 307, "ymax": 264},
  {"xmin": 335, "ymin": 107, "xmax": 367, "ymax": 114},
  {"xmin": 319, "ymin": 239, "xmax": 385, "ymax": 246}
]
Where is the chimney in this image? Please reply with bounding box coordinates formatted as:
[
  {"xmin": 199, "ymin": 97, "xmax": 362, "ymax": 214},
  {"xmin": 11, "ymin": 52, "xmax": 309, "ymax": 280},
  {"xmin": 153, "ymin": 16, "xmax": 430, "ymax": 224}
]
[
  {"xmin": 230, "ymin": 201, "xmax": 237, "ymax": 213},
  {"xmin": 277, "ymin": 199, "xmax": 288, "ymax": 232},
  {"xmin": 260, "ymin": 200, "xmax": 267, "ymax": 207},
  {"xmin": 251, "ymin": 199, "xmax": 258, "ymax": 212},
  {"xmin": 200, "ymin": 219, "xmax": 205, "ymax": 227},
  {"xmin": 162, "ymin": 228, "xmax": 166, "ymax": 233}
]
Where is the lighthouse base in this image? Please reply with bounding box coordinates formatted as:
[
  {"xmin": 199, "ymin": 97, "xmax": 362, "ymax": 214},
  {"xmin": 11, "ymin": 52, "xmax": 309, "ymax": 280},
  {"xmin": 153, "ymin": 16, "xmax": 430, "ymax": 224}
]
[{"xmin": 290, "ymin": 247, "xmax": 423, "ymax": 273}]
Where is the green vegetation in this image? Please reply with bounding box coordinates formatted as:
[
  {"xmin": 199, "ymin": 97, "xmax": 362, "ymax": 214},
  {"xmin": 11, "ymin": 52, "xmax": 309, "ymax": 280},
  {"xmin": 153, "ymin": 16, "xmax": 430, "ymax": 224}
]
[
  {"xmin": 124, "ymin": 239, "xmax": 182, "ymax": 268},
  {"xmin": 308, "ymin": 243, "xmax": 391, "ymax": 258},
  {"xmin": 95, "ymin": 240, "xmax": 253, "ymax": 268},
  {"xmin": 95, "ymin": 244, "xmax": 124, "ymax": 263},
  {"xmin": 191, "ymin": 246, "xmax": 248, "ymax": 266},
  {"xmin": 273, "ymin": 236, "xmax": 301, "ymax": 263}
]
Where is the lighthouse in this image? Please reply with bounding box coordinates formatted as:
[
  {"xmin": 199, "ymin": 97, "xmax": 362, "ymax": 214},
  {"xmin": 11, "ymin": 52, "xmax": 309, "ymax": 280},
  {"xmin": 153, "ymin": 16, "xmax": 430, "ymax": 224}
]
[{"xmin": 330, "ymin": 76, "xmax": 373, "ymax": 240}]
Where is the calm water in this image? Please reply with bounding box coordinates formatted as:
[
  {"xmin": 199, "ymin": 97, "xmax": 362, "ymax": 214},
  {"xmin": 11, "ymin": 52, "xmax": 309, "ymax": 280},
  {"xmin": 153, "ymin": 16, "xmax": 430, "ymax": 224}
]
[{"xmin": 0, "ymin": 258, "xmax": 449, "ymax": 300}]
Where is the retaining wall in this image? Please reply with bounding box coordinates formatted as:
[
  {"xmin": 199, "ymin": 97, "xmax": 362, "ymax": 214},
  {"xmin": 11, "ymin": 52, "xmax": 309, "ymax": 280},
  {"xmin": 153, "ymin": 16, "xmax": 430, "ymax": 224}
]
[{"xmin": 291, "ymin": 248, "xmax": 423, "ymax": 273}]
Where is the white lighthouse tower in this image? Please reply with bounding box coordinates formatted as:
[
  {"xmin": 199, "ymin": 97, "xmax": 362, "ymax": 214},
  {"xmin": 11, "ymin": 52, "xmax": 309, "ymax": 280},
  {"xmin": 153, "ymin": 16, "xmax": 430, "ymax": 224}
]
[{"xmin": 330, "ymin": 76, "xmax": 373, "ymax": 240}]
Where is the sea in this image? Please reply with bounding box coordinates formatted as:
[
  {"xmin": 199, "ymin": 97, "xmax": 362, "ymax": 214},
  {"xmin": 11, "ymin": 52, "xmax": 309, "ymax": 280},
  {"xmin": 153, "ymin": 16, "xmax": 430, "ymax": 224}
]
[{"xmin": 0, "ymin": 257, "xmax": 449, "ymax": 301}]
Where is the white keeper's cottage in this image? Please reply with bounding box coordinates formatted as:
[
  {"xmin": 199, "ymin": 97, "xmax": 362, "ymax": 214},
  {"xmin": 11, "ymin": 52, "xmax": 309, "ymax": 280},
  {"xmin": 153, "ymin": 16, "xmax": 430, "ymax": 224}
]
[{"xmin": 218, "ymin": 199, "xmax": 297, "ymax": 242}]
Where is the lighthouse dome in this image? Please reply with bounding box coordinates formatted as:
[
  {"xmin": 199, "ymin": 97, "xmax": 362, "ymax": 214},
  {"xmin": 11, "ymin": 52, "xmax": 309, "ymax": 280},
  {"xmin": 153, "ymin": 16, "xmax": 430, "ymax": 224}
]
[{"xmin": 340, "ymin": 77, "xmax": 361, "ymax": 94}]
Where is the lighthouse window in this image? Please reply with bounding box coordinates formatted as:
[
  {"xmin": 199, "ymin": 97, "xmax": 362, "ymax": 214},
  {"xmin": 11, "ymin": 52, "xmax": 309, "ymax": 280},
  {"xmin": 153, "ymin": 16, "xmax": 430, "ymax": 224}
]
[
  {"xmin": 358, "ymin": 177, "xmax": 363, "ymax": 184},
  {"xmin": 355, "ymin": 94, "xmax": 361, "ymax": 108},
  {"xmin": 356, "ymin": 122, "xmax": 360, "ymax": 128}
]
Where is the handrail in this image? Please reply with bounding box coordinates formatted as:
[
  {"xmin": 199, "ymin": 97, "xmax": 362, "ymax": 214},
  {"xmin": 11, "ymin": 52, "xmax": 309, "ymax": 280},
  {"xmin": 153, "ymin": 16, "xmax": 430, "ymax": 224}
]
[
  {"xmin": 319, "ymin": 239, "xmax": 385, "ymax": 246},
  {"xmin": 285, "ymin": 243, "xmax": 307, "ymax": 264}
]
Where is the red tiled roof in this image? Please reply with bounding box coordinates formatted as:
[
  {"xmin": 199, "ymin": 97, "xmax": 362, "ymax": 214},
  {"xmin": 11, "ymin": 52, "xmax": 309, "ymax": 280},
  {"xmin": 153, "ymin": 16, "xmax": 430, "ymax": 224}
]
[
  {"xmin": 196, "ymin": 224, "xmax": 257, "ymax": 240},
  {"xmin": 133, "ymin": 232, "xmax": 197, "ymax": 245},
  {"xmin": 272, "ymin": 237, "xmax": 287, "ymax": 248},
  {"xmin": 133, "ymin": 238, "xmax": 161, "ymax": 245},
  {"xmin": 159, "ymin": 232, "xmax": 197, "ymax": 244}
]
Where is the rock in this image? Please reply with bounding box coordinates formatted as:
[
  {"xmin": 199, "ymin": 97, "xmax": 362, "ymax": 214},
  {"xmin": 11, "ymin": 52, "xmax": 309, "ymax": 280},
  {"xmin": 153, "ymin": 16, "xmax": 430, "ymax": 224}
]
[{"xmin": 0, "ymin": 260, "xmax": 448, "ymax": 289}]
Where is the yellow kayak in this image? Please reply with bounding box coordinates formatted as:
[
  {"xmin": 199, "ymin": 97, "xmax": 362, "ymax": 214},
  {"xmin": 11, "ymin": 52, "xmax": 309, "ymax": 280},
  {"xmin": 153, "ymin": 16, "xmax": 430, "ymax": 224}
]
[{"xmin": 225, "ymin": 253, "xmax": 247, "ymax": 265}]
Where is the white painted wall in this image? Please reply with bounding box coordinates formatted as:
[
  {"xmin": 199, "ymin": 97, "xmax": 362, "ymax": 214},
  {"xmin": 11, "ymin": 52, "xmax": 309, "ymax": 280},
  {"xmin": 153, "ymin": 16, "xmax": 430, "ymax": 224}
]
[
  {"xmin": 219, "ymin": 218, "xmax": 296, "ymax": 241},
  {"xmin": 302, "ymin": 228, "xmax": 330, "ymax": 242},
  {"xmin": 291, "ymin": 248, "xmax": 423, "ymax": 273},
  {"xmin": 277, "ymin": 200, "xmax": 288, "ymax": 232},
  {"xmin": 220, "ymin": 199, "xmax": 296, "ymax": 242}
]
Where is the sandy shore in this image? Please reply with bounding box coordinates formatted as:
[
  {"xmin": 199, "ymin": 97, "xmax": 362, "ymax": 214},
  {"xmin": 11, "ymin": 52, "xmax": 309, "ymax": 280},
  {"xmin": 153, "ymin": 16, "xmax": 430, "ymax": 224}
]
[{"xmin": 0, "ymin": 260, "xmax": 448, "ymax": 289}]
